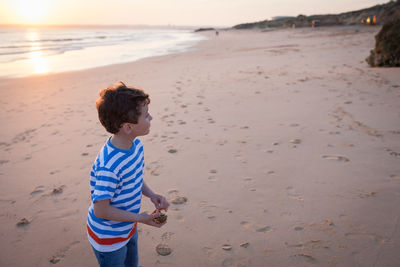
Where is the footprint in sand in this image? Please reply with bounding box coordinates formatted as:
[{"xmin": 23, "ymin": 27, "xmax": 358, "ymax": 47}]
[
  {"xmin": 322, "ymin": 155, "xmax": 350, "ymax": 162},
  {"xmin": 290, "ymin": 139, "xmax": 302, "ymax": 145},
  {"xmin": 207, "ymin": 118, "xmax": 215, "ymax": 124},
  {"xmin": 387, "ymin": 149, "xmax": 400, "ymax": 158},
  {"xmin": 167, "ymin": 189, "xmax": 179, "ymax": 194},
  {"xmin": 199, "ymin": 201, "xmax": 217, "ymax": 214},
  {"xmin": 208, "ymin": 175, "xmax": 217, "ymax": 182},
  {"xmin": 292, "ymin": 253, "xmax": 316, "ymax": 262},
  {"xmin": 170, "ymin": 196, "xmax": 187, "ymax": 205},
  {"xmin": 241, "ymin": 221, "xmax": 273, "ymax": 233},
  {"xmin": 202, "ymin": 247, "xmax": 215, "ymax": 257},
  {"xmin": 286, "ymin": 240, "xmax": 323, "ymax": 250},
  {"xmin": 286, "ymin": 186, "xmax": 304, "ymax": 202},
  {"xmin": 265, "ymin": 169, "xmax": 275, "ymax": 175},
  {"xmin": 345, "ymin": 232, "xmax": 384, "ymax": 243},
  {"xmin": 31, "ymin": 185, "xmax": 45, "ymax": 196},
  {"xmin": 308, "ymin": 220, "xmax": 336, "ymax": 236},
  {"xmin": 294, "ymin": 226, "xmax": 304, "ymax": 231},
  {"xmin": 256, "ymin": 226, "xmax": 272, "ymax": 233},
  {"xmin": 49, "ymin": 240, "xmax": 80, "ymax": 264},
  {"xmin": 161, "ymin": 232, "xmax": 174, "ymax": 242},
  {"xmin": 12, "ymin": 129, "xmax": 37, "ymax": 144},
  {"xmin": 156, "ymin": 244, "xmax": 172, "ymax": 256},
  {"xmin": 147, "ymin": 161, "xmax": 163, "ymax": 176},
  {"xmin": 222, "ymin": 257, "xmax": 251, "ymax": 267},
  {"xmin": 358, "ymin": 191, "xmax": 377, "ymax": 198}
]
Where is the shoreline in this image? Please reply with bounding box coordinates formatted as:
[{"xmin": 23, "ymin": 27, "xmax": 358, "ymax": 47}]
[
  {"xmin": 0, "ymin": 25, "xmax": 382, "ymax": 81},
  {"xmin": 0, "ymin": 28, "xmax": 207, "ymax": 79},
  {"xmin": 1, "ymin": 26, "xmax": 400, "ymax": 267}
]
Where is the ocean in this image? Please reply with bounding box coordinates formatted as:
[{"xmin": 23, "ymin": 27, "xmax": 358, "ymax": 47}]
[{"xmin": 0, "ymin": 26, "xmax": 206, "ymax": 78}]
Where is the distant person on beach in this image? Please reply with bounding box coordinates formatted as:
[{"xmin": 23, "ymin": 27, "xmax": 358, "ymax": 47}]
[{"xmin": 87, "ymin": 81, "xmax": 169, "ymax": 267}]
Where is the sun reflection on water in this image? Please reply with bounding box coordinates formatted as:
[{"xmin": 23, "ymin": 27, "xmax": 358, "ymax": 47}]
[
  {"xmin": 28, "ymin": 51, "xmax": 49, "ymax": 74},
  {"xmin": 26, "ymin": 30, "xmax": 50, "ymax": 74}
]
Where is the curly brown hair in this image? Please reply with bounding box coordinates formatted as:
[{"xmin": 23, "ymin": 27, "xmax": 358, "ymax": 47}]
[{"xmin": 96, "ymin": 81, "xmax": 150, "ymax": 134}]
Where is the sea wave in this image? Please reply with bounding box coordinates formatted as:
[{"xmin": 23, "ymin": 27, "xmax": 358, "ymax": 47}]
[{"xmin": 0, "ymin": 27, "xmax": 206, "ymax": 77}]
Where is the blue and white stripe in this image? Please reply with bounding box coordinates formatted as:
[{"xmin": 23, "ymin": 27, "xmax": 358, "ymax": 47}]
[{"xmin": 87, "ymin": 138, "xmax": 145, "ymax": 252}]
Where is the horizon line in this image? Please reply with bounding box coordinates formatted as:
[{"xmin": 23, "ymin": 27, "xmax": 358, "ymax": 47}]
[{"xmin": 0, "ymin": 23, "xmax": 228, "ymax": 29}]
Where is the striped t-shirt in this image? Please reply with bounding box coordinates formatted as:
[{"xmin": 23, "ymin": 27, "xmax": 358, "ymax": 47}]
[{"xmin": 87, "ymin": 137, "xmax": 144, "ymax": 252}]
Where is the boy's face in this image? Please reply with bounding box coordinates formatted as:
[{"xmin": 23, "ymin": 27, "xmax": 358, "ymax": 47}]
[{"xmin": 130, "ymin": 103, "xmax": 152, "ymax": 137}]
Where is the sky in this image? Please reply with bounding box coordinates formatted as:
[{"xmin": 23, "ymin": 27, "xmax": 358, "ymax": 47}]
[{"xmin": 0, "ymin": 0, "xmax": 390, "ymax": 27}]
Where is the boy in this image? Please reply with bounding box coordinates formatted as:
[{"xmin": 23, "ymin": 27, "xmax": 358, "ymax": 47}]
[{"xmin": 87, "ymin": 81, "xmax": 169, "ymax": 267}]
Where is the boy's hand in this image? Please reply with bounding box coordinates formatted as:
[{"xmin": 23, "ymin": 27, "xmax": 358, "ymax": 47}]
[
  {"xmin": 150, "ymin": 194, "xmax": 170, "ymax": 211},
  {"xmin": 137, "ymin": 211, "xmax": 166, "ymax": 228}
]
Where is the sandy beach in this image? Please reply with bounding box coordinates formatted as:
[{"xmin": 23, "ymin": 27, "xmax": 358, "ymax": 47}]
[{"xmin": 1, "ymin": 26, "xmax": 400, "ymax": 267}]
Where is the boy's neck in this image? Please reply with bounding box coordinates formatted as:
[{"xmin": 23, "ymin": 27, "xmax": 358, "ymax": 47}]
[{"xmin": 110, "ymin": 134, "xmax": 134, "ymax": 150}]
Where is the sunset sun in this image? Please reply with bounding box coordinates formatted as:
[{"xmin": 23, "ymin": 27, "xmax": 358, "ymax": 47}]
[{"xmin": 14, "ymin": 0, "xmax": 50, "ymax": 24}]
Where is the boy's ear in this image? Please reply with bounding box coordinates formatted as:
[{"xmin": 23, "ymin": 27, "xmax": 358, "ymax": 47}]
[{"xmin": 121, "ymin": 123, "xmax": 134, "ymax": 134}]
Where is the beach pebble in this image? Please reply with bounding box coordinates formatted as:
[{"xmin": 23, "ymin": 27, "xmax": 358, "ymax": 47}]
[
  {"xmin": 222, "ymin": 244, "xmax": 232, "ymax": 251},
  {"xmin": 240, "ymin": 242, "xmax": 249, "ymax": 248},
  {"xmin": 168, "ymin": 149, "xmax": 177, "ymax": 154},
  {"xmin": 16, "ymin": 218, "xmax": 30, "ymax": 227},
  {"xmin": 156, "ymin": 244, "xmax": 172, "ymax": 256},
  {"xmin": 322, "ymin": 155, "xmax": 350, "ymax": 162},
  {"xmin": 52, "ymin": 186, "xmax": 63, "ymax": 194},
  {"xmin": 170, "ymin": 196, "xmax": 187, "ymax": 205},
  {"xmin": 49, "ymin": 256, "xmax": 61, "ymax": 264},
  {"xmin": 290, "ymin": 139, "xmax": 302, "ymax": 144}
]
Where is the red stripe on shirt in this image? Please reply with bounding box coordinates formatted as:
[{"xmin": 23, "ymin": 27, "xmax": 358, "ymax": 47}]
[{"xmin": 87, "ymin": 223, "xmax": 137, "ymax": 245}]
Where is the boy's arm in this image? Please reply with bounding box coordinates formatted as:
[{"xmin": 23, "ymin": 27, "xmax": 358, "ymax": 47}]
[
  {"xmin": 142, "ymin": 181, "xmax": 170, "ymax": 211},
  {"xmin": 93, "ymin": 199, "xmax": 164, "ymax": 227}
]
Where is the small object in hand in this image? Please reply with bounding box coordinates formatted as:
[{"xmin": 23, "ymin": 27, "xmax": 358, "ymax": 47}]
[{"xmin": 153, "ymin": 212, "xmax": 168, "ymax": 224}]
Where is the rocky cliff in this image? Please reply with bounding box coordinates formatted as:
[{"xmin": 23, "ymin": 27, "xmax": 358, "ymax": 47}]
[{"xmin": 233, "ymin": 0, "xmax": 400, "ymax": 29}]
